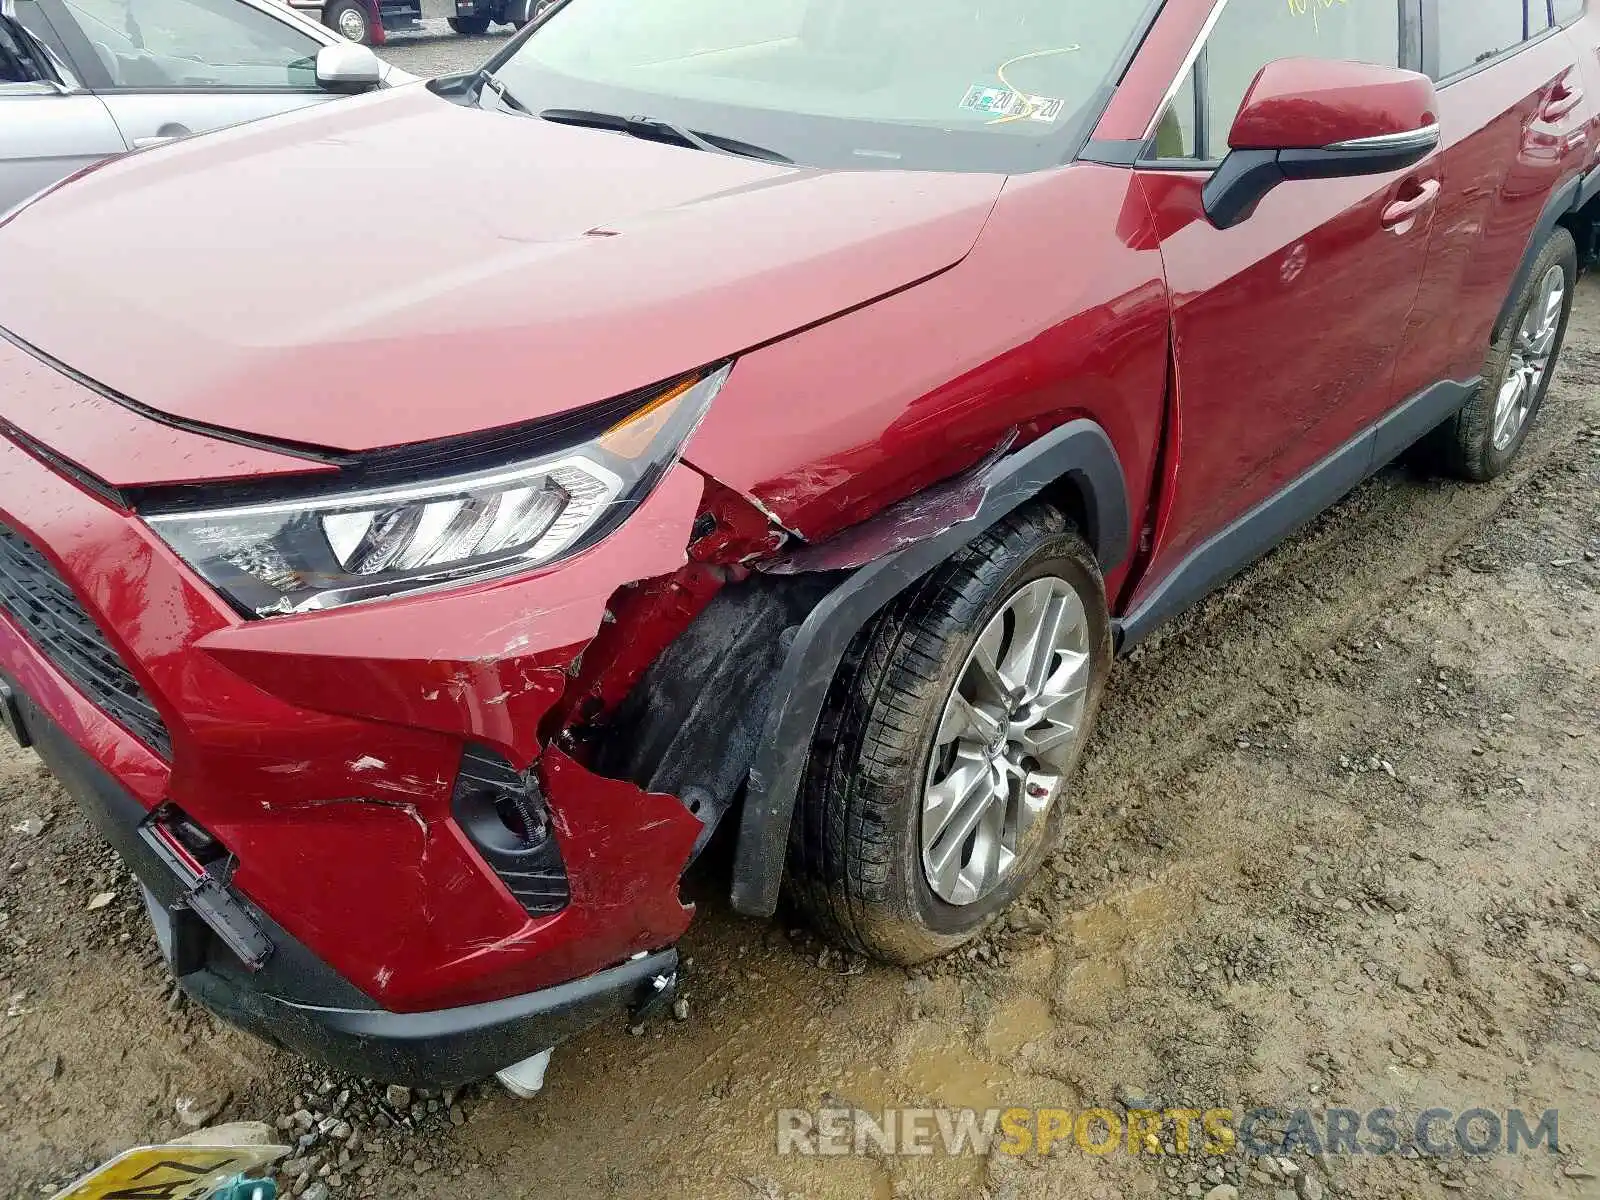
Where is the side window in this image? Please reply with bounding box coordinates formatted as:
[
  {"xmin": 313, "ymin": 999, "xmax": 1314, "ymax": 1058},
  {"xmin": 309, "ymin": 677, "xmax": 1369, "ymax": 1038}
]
[
  {"xmin": 57, "ymin": 0, "xmax": 321, "ymax": 89},
  {"xmin": 1151, "ymin": 66, "xmax": 1200, "ymax": 159},
  {"xmin": 1206, "ymin": 0, "xmax": 1401, "ymax": 147},
  {"xmin": 0, "ymin": 19, "xmax": 47, "ymax": 82},
  {"xmin": 1552, "ymin": 0, "xmax": 1586, "ymax": 24},
  {"xmin": 1436, "ymin": 0, "xmax": 1527, "ymax": 78},
  {"xmin": 1147, "ymin": 0, "xmax": 1400, "ymax": 162}
]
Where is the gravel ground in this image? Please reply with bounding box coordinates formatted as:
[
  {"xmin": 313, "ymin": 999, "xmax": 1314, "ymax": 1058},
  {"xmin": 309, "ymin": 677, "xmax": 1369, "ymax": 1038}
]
[
  {"xmin": 2, "ymin": 282, "xmax": 1599, "ymax": 1200},
  {"xmin": 374, "ymin": 21, "xmax": 511, "ymax": 79}
]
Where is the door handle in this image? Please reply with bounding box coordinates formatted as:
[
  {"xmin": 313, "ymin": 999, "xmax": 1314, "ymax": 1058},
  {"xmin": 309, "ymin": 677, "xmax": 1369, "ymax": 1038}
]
[
  {"xmin": 1543, "ymin": 82, "xmax": 1585, "ymax": 121},
  {"xmin": 132, "ymin": 135, "xmax": 178, "ymax": 148},
  {"xmin": 1381, "ymin": 179, "xmax": 1441, "ymax": 230}
]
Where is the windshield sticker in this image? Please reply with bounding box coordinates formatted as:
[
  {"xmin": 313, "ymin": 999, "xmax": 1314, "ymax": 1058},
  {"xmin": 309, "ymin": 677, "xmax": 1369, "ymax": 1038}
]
[{"xmin": 960, "ymin": 85, "xmax": 1064, "ymax": 123}]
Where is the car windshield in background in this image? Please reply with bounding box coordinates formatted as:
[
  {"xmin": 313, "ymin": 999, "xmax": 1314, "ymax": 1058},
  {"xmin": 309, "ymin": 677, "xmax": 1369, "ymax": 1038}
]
[{"xmin": 486, "ymin": 0, "xmax": 1152, "ymax": 171}]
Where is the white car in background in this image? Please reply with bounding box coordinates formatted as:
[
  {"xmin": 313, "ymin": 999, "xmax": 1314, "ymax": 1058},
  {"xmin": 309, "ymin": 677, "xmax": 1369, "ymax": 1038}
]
[{"xmin": 0, "ymin": 0, "xmax": 411, "ymax": 211}]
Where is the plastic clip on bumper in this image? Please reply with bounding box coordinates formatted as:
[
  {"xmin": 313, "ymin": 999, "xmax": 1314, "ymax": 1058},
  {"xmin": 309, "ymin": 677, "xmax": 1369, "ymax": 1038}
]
[{"xmin": 4, "ymin": 673, "xmax": 677, "ymax": 1087}]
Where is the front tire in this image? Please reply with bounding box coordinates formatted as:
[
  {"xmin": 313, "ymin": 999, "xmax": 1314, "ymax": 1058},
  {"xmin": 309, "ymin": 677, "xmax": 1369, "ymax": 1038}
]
[
  {"xmin": 786, "ymin": 503, "xmax": 1111, "ymax": 966},
  {"xmin": 1428, "ymin": 225, "xmax": 1577, "ymax": 482}
]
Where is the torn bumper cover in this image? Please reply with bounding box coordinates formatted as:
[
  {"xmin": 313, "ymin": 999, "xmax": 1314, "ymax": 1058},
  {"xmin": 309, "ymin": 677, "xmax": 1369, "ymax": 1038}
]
[
  {"xmin": 14, "ymin": 681, "xmax": 677, "ymax": 1086},
  {"xmin": 0, "ymin": 428, "xmax": 704, "ymax": 1079}
]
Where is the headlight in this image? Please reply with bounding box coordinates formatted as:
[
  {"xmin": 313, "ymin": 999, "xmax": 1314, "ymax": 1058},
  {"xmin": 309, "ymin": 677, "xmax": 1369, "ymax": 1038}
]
[{"xmin": 145, "ymin": 365, "xmax": 730, "ymax": 616}]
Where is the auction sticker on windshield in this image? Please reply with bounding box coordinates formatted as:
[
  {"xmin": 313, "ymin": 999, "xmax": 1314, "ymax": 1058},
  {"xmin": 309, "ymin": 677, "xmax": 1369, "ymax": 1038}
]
[
  {"xmin": 49, "ymin": 1145, "xmax": 287, "ymax": 1200},
  {"xmin": 959, "ymin": 84, "xmax": 1064, "ymax": 122}
]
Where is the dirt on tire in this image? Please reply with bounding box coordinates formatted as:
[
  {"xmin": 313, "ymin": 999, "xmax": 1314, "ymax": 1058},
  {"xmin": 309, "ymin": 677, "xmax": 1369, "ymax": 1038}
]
[{"xmin": 4, "ymin": 285, "xmax": 1600, "ymax": 1200}]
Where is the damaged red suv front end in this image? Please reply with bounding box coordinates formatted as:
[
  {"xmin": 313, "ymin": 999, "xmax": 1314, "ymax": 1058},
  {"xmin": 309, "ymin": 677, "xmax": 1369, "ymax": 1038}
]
[
  {"xmin": 0, "ymin": 340, "xmax": 728, "ymax": 1083},
  {"xmin": 0, "ymin": 74, "xmax": 1046, "ymax": 1083}
]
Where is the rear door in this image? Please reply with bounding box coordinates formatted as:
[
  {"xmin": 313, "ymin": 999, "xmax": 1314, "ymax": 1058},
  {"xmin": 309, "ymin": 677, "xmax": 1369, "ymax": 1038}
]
[
  {"xmin": 1390, "ymin": 0, "xmax": 1594, "ymax": 402},
  {"xmin": 33, "ymin": 0, "xmax": 332, "ymax": 148},
  {"xmin": 1129, "ymin": 0, "xmax": 1437, "ymax": 592},
  {"xmin": 0, "ymin": 2, "xmax": 126, "ymax": 211}
]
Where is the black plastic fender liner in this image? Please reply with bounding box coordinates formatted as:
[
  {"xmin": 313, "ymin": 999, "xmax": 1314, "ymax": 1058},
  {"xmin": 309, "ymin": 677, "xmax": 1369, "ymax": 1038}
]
[
  {"xmin": 728, "ymin": 418, "xmax": 1131, "ymax": 918},
  {"xmin": 1496, "ymin": 170, "xmax": 1587, "ymax": 339}
]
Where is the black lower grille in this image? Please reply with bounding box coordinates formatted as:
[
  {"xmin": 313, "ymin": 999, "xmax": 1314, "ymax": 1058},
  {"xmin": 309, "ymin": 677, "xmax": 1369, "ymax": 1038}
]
[
  {"xmin": 0, "ymin": 524, "xmax": 171, "ymax": 757},
  {"xmin": 452, "ymin": 745, "xmax": 569, "ymax": 916}
]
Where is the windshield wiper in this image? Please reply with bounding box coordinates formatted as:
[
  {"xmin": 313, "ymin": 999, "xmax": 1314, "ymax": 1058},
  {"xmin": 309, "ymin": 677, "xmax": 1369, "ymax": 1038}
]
[
  {"xmin": 539, "ymin": 108, "xmax": 791, "ymax": 165},
  {"xmin": 476, "ymin": 69, "xmax": 529, "ymax": 114}
]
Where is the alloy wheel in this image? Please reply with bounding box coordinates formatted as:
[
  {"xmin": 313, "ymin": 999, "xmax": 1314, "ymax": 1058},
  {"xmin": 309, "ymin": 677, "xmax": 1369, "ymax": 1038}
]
[
  {"xmin": 920, "ymin": 576, "xmax": 1091, "ymax": 906},
  {"xmin": 1493, "ymin": 264, "xmax": 1565, "ymax": 451}
]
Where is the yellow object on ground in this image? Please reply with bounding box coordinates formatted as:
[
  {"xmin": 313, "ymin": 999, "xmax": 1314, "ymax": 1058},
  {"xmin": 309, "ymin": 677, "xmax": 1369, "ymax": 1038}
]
[{"xmin": 49, "ymin": 1143, "xmax": 287, "ymax": 1200}]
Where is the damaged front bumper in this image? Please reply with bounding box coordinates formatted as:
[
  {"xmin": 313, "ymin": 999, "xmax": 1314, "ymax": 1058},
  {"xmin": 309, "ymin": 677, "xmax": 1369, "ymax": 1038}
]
[
  {"xmin": 0, "ymin": 422, "xmax": 707, "ymax": 1079},
  {"xmin": 13, "ymin": 677, "xmax": 676, "ymax": 1086}
]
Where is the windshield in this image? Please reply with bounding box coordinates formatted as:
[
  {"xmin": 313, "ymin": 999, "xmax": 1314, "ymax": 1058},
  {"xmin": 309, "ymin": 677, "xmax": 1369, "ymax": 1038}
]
[{"xmin": 485, "ymin": 0, "xmax": 1155, "ymax": 171}]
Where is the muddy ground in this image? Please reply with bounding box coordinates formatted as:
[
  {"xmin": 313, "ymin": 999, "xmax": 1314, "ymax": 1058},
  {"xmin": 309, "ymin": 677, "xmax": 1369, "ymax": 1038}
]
[{"xmin": 3, "ymin": 286, "xmax": 1599, "ymax": 1200}]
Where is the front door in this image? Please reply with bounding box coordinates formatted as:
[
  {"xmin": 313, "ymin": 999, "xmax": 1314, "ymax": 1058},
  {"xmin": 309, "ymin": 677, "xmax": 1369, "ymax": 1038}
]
[
  {"xmin": 0, "ymin": 7, "xmax": 126, "ymax": 212},
  {"xmin": 32, "ymin": 0, "xmax": 330, "ymax": 148},
  {"xmin": 1130, "ymin": 0, "xmax": 1439, "ymax": 601}
]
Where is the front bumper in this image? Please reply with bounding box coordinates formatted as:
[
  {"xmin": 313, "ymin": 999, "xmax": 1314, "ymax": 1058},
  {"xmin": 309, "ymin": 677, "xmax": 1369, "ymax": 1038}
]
[
  {"xmin": 0, "ymin": 359, "xmax": 707, "ymax": 1074},
  {"xmin": 9, "ymin": 677, "xmax": 676, "ymax": 1085}
]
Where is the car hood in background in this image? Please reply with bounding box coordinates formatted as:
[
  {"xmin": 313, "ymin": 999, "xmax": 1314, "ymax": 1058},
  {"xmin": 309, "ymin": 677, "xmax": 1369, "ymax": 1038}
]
[{"xmin": 0, "ymin": 86, "xmax": 1004, "ymax": 453}]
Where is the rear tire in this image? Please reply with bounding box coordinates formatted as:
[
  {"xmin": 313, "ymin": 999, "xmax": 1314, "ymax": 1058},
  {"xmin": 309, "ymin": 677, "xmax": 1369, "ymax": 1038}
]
[
  {"xmin": 1426, "ymin": 225, "xmax": 1577, "ymax": 482},
  {"xmin": 324, "ymin": 0, "xmax": 373, "ymax": 43},
  {"xmin": 447, "ymin": 14, "xmax": 490, "ymax": 32},
  {"xmin": 785, "ymin": 503, "xmax": 1111, "ymax": 967}
]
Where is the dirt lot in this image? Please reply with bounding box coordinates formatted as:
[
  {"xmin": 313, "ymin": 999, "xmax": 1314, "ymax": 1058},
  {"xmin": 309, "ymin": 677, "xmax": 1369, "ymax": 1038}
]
[{"xmin": 3, "ymin": 285, "xmax": 1599, "ymax": 1200}]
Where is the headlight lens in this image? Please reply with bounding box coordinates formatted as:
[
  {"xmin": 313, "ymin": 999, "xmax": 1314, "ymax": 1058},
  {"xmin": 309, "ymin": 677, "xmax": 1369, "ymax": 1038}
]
[{"xmin": 145, "ymin": 365, "xmax": 729, "ymax": 616}]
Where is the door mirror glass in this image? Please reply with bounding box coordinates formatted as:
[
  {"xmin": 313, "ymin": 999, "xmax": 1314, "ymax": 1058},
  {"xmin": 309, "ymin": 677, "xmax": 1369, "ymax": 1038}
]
[
  {"xmin": 1203, "ymin": 57, "xmax": 1440, "ymax": 231},
  {"xmin": 315, "ymin": 40, "xmax": 379, "ymax": 91}
]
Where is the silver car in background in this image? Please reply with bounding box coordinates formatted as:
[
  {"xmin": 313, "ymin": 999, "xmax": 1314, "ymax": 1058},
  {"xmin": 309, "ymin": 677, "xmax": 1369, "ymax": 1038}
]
[{"xmin": 0, "ymin": 0, "xmax": 411, "ymax": 211}]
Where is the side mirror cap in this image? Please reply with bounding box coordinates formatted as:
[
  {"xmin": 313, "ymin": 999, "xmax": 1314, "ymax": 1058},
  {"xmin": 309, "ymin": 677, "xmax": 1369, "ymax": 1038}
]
[
  {"xmin": 1204, "ymin": 58, "xmax": 1440, "ymax": 230},
  {"xmin": 315, "ymin": 41, "xmax": 382, "ymax": 93}
]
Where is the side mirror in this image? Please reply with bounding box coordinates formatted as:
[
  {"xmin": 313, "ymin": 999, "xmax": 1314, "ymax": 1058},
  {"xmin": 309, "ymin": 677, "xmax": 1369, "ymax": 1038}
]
[
  {"xmin": 315, "ymin": 41, "xmax": 382, "ymax": 93},
  {"xmin": 1203, "ymin": 58, "xmax": 1440, "ymax": 230}
]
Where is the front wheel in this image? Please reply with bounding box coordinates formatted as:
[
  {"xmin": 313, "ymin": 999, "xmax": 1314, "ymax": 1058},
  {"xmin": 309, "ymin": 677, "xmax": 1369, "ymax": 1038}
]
[
  {"xmin": 447, "ymin": 14, "xmax": 490, "ymax": 33},
  {"xmin": 1427, "ymin": 225, "xmax": 1578, "ymax": 482},
  {"xmin": 324, "ymin": 0, "xmax": 373, "ymax": 43},
  {"xmin": 786, "ymin": 503, "xmax": 1111, "ymax": 966}
]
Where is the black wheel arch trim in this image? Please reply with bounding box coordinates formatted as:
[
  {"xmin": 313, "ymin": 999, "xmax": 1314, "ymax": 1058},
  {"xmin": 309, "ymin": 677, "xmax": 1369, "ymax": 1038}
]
[
  {"xmin": 728, "ymin": 417, "xmax": 1130, "ymax": 918},
  {"xmin": 1497, "ymin": 168, "xmax": 1593, "ymax": 338}
]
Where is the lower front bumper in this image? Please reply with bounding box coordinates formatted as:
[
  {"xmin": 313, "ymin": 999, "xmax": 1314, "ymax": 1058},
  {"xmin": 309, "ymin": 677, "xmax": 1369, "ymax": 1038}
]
[{"xmin": 10, "ymin": 677, "xmax": 677, "ymax": 1087}]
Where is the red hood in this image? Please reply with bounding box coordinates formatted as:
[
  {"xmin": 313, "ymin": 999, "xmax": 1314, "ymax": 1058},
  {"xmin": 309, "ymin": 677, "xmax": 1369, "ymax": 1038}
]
[{"xmin": 0, "ymin": 85, "xmax": 1004, "ymax": 453}]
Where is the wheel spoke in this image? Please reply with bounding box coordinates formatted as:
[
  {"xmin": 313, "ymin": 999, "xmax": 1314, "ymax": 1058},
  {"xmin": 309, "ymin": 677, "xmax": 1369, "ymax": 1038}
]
[
  {"xmin": 1493, "ymin": 370, "xmax": 1527, "ymax": 448},
  {"xmin": 937, "ymin": 691, "xmax": 1002, "ymax": 748},
  {"xmin": 926, "ymin": 770, "xmax": 1000, "ymax": 894},
  {"xmin": 924, "ymin": 749, "xmax": 989, "ymax": 848},
  {"xmin": 968, "ymin": 633, "xmax": 1016, "ymax": 706},
  {"xmin": 963, "ymin": 796, "xmax": 1007, "ymax": 896}
]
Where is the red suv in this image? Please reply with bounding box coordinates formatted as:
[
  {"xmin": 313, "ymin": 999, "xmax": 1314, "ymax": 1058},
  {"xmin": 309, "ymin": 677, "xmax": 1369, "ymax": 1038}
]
[{"xmin": 1, "ymin": 0, "xmax": 1596, "ymax": 1087}]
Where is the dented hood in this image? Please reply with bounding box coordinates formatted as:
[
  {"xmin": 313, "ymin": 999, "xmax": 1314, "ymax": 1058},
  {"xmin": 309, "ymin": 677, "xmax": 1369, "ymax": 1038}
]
[{"xmin": 0, "ymin": 85, "xmax": 1004, "ymax": 453}]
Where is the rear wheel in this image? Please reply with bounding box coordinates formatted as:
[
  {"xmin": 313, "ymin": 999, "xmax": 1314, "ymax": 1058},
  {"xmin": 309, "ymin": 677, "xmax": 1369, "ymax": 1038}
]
[
  {"xmin": 447, "ymin": 14, "xmax": 490, "ymax": 33},
  {"xmin": 1427, "ymin": 225, "xmax": 1577, "ymax": 482},
  {"xmin": 786, "ymin": 503, "xmax": 1111, "ymax": 966},
  {"xmin": 324, "ymin": 0, "xmax": 373, "ymax": 43}
]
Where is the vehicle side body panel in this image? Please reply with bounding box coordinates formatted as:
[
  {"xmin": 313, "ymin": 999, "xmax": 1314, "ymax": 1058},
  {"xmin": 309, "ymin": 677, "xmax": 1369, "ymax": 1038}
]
[{"xmin": 1393, "ymin": 18, "xmax": 1593, "ymax": 405}]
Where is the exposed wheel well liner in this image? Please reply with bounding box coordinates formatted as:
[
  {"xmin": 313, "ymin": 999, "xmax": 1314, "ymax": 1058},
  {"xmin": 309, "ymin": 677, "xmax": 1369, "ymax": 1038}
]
[{"xmin": 728, "ymin": 418, "xmax": 1130, "ymax": 917}]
